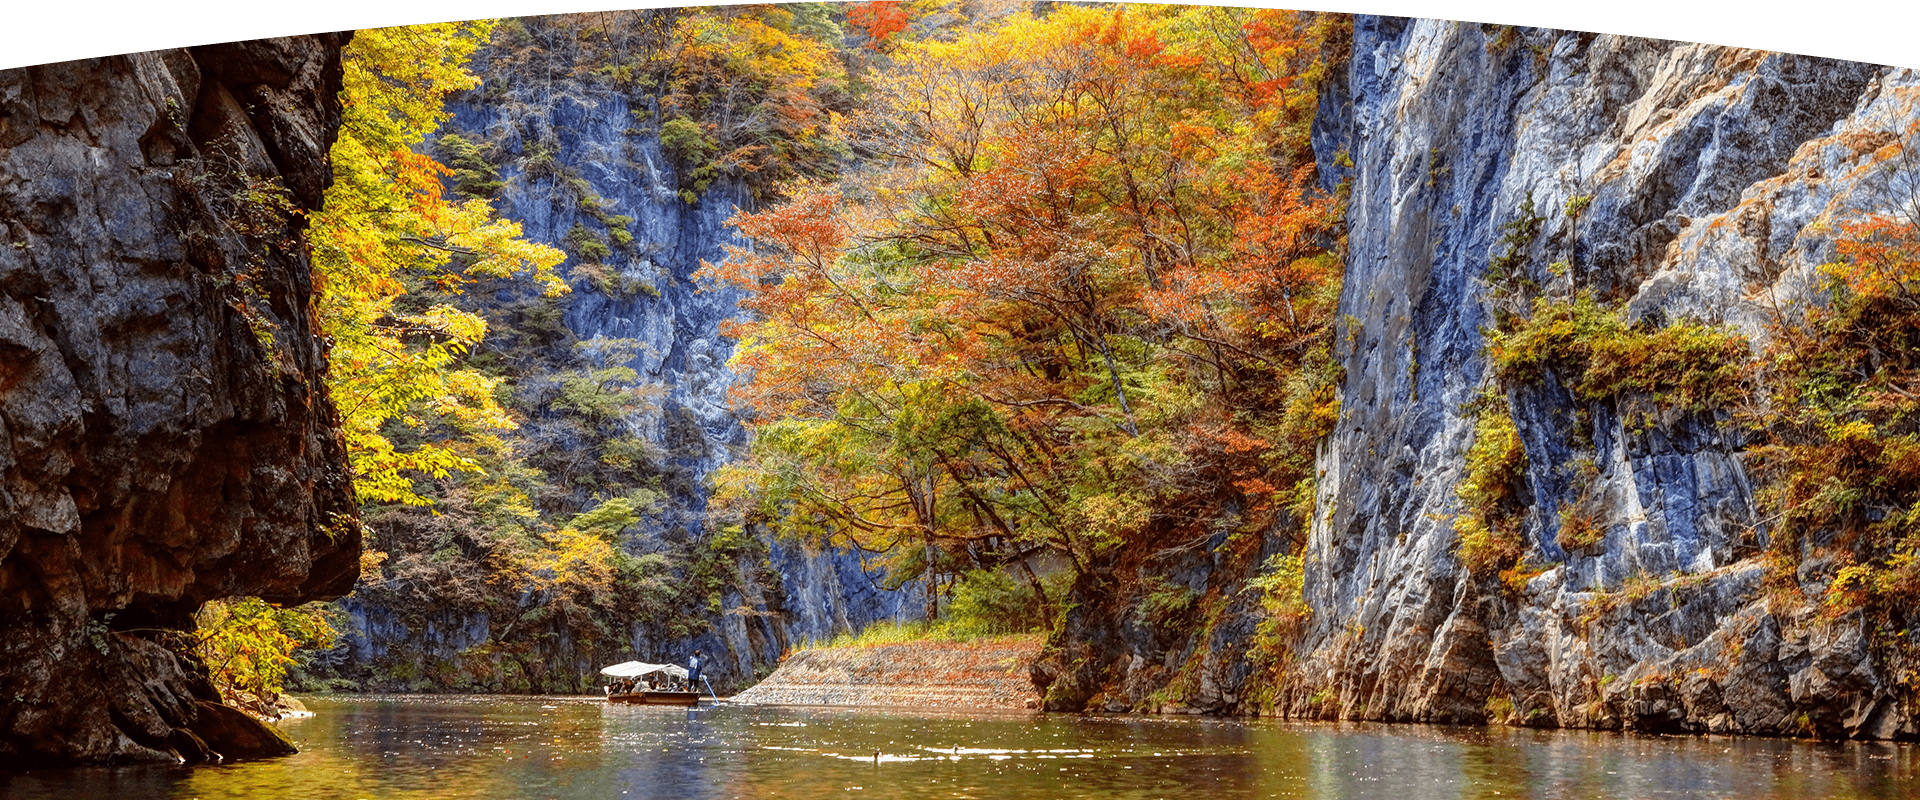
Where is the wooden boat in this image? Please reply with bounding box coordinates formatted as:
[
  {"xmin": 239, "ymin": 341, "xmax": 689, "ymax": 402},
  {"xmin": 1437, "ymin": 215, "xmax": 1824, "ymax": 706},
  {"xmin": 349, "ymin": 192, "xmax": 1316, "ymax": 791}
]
[
  {"xmin": 600, "ymin": 660, "xmax": 706, "ymax": 706},
  {"xmin": 607, "ymin": 689, "xmax": 701, "ymax": 706}
]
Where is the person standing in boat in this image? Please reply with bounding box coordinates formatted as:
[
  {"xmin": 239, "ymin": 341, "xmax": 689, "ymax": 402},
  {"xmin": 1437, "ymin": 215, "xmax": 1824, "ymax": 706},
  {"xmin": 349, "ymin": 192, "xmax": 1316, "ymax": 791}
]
[{"xmin": 687, "ymin": 650, "xmax": 703, "ymax": 692}]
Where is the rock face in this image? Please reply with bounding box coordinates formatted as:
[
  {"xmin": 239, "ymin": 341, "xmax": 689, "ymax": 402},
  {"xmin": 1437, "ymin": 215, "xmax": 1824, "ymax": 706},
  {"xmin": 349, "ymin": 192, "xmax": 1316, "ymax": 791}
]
[
  {"xmin": 323, "ymin": 34, "xmax": 920, "ymax": 694},
  {"xmin": 0, "ymin": 37, "xmax": 357, "ymax": 766},
  {"xmin": 1280, "ymin": 17, "xmax": 1919, "ymax": 738}
]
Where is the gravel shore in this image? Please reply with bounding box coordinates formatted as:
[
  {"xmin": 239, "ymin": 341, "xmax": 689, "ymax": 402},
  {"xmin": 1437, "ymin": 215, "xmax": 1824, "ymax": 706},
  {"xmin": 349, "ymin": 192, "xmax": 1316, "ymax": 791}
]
[{"xmin": 730, "ymin": 635, "xmax": 1044, "ymax": 710}]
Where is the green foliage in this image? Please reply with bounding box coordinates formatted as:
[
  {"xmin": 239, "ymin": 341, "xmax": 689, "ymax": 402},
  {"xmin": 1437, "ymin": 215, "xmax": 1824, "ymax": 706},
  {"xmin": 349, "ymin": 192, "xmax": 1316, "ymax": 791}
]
[
  {"xmin": 565, "ymin": 223, "xmax": 613, "ymax": 264},
  {"xmin": 1136, "ymin": 575, "xmax": 1199, "ymax": 629},
  {"xmin": 1456, "ymin": 389, "xmax": 1530, "ymax": 579},
  {"xmin": 1487, "ymin": 291, "xmax": 1749, "ymax": 412},
  {"xmin": 659, "ymin": 116, "xmax": 716, "ymax": 166},
  {"xmin": 438, "ymin": 133, "xmax": 503, "ymax": 200},
  {"xmin": 565, "ymin": 492, "xmax": 656, "ymax": 539},
  {"xmin": 658, "ymin": 122, "xmax": 723, "ymax": 202},
  {"xmin": 1486, "ymin": 191, "xmax": 1546, "ymax": 299},
  {"xmin": 942, "ymin": 569, "xmax": 1060, "ymax": 637}
]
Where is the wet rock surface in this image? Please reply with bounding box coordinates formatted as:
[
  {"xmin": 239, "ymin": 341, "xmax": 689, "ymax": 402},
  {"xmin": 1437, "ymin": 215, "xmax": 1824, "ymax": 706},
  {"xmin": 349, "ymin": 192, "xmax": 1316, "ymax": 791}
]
[
  {"xmin": 733, "ymin": 636, "xmax": 1044, "ymax": 710},
  {"xmin": 0, "ymin": 36, "xmax": 356, "ymax": 767}
]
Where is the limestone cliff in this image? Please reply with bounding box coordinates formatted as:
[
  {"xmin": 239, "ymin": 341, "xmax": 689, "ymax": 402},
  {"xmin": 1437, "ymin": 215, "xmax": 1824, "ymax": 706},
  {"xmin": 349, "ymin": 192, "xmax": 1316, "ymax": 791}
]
[
  {"xmin": 1283, "ymin": 17, "xmax": 1917, "ymax": 738},
  {"xmin": 0, "ymin": 36, "xmax": 357, "ymax": 766},
  {"xmin": 316, "ymin": 19, "xmax": 920, "ymax": 694}
]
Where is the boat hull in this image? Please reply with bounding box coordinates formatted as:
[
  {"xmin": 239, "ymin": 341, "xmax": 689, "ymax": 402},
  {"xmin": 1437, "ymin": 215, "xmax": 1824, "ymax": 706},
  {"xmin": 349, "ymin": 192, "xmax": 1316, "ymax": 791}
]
[{"xmin": 608, "ymin": 691, "xmax": 701, "ymax": 706}]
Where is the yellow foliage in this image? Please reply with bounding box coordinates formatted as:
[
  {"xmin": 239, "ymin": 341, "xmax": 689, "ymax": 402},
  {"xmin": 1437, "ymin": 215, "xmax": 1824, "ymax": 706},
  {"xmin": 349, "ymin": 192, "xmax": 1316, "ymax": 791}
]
[
  {"xmin": 195, "ymin": 598, "xmax": 338, "ymax": 703},
  {"xmin": 311, "ymin": 21, "xmax": 566, "ymax": 506},
  {"xmin": 1456, "ymin": 391, "xmax": 1529, "ymax": 578}
]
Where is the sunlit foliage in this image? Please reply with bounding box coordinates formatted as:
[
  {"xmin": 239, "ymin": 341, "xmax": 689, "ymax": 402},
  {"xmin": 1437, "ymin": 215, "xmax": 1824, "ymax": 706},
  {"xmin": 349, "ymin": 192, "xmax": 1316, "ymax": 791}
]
[
  {"xmin": 195, "ymin": 598, "xmax": 338, "ymax": 706},
  {"xmin": 1453, "ymin": 389, "xmax": 1531, "ymax": 583},
  {"xmin": 1755, "ymin": 136, "xmax": 1920, "ymax": 619},
  {"xmin": 702, "ymin": 6, "xmax": 1348, "ymax": 634},
  {"xmin": 486, "ymin": 8, "xmax": 849, "ymax": 202},
  {"xmin": 311, "ymin": 21, "xmax": 567, "ymax": 507}
]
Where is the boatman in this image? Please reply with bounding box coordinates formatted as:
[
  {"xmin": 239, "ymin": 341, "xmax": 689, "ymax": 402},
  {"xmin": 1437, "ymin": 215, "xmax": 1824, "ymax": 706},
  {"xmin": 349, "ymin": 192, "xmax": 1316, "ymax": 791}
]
[{"xmin": 688, "ymin": 649, "xmax": 703, "ymax": 691}]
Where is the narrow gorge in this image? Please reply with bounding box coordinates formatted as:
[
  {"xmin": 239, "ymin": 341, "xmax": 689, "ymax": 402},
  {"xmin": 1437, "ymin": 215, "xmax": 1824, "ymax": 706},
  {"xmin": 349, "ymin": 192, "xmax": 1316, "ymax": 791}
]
[
  {"xmin": 305, "ymin": 15, "xmax": 923, "ymax": 696},
  {"xmin": 4, "ymin": 7, "xmax": 1919, "ymax": 771}
]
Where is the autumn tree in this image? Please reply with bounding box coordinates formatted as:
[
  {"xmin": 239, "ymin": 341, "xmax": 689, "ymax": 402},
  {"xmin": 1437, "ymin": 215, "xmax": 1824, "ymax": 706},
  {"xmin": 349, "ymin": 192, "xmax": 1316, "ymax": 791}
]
[
  {"xmin": 312, "ymin": 21, "xmax": 568, "ymax": 507},
  {"xmin": 484, "ymin": 9, "xmax": 849, "ymax": 203},
  {"xmin": 705, "ymin": 6, "xmax": 1348, "ymax": 631},
  {"xmin": 1755, "ymin": 130, "xmax": 1920, "ymax": 615}
]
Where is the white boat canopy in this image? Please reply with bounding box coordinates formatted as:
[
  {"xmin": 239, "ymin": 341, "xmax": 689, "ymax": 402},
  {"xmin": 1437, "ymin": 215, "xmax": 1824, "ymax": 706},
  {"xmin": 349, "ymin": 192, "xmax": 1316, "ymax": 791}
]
[{"xmin": 599, "ymin": 661, "xmax": 689, "ymax": 680}]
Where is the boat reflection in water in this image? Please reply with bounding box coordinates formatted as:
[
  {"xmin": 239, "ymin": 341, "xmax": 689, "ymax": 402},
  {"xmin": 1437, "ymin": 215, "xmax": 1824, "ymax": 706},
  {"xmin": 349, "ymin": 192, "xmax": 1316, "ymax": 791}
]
[{"xmin": 599, "ymin": 661, "xmax": 703, "ymax": 706}]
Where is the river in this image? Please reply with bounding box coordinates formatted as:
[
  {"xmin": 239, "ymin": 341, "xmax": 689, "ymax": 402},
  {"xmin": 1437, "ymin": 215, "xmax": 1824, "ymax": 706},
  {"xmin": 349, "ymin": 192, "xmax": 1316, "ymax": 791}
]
[{"xmin": 2, "ymin": 696, "xmax": 1912, "ymax": 799}]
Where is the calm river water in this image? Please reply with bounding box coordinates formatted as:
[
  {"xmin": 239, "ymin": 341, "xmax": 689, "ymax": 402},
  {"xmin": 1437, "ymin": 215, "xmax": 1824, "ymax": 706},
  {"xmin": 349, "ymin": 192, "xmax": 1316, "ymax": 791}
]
[{"xmin": 3, "ymin": 695, "xmax": 1913, "ymax": 799}]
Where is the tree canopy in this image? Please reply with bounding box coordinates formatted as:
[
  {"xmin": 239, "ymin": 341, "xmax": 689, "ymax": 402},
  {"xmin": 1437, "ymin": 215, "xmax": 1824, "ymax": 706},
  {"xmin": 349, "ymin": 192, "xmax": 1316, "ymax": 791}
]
[{"xmin": 702, "ymin": 6, "xmax": 1348, "ymax": 623}]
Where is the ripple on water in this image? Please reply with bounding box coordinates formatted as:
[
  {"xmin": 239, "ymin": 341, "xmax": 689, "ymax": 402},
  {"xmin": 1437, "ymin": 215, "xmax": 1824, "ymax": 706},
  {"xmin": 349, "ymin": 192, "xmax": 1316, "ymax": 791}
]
[{"xmin": 0, "ymin": 697, "xmax": 1913, "ymax": 800}]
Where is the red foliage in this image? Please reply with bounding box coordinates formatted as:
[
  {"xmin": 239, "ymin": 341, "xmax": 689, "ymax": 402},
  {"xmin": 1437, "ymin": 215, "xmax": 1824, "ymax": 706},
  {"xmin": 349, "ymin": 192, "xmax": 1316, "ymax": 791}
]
[{"xmin": 847, "ymin": 1, "xmax": 910, "ymax": 50}]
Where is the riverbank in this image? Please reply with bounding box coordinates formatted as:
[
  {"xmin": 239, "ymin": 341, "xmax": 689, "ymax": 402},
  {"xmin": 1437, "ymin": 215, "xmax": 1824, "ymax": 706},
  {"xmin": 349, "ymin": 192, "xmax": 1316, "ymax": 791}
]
[{"xmin": 731, "ymin": 634, "xmax": 1044, "ymax": 709}]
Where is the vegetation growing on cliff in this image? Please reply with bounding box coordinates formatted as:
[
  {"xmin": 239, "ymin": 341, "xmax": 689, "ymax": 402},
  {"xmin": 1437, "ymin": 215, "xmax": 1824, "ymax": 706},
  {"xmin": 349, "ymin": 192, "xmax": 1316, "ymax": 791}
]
[
  {"xmin": 1488, "ymin": 293, "xmax": 1749, "ymax": 412},
  {"xmin": 1455, "ymin": 389, "xmax": 1531, "ymax": 584},
  {"xmin": 702, "ymin": 4, "xmax": 1348, "ymax": 708},
  {"xmin": 1756, "ymin": 143, "xmax": 1920, "ymax": 638},
  {"xmin": 479, "ymin": 8, "xmax": 851, "ymax": 203},
  {"xmin": 1469, "ymin": 189, "xmax": 1750, "ymax": 589}
]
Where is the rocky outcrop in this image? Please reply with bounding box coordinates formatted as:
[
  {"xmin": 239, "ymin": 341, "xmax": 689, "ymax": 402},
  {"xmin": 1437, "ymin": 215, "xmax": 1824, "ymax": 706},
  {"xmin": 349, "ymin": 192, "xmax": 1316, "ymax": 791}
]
[
  {"xmin": 1281, "ymin": 17, "xmax": 1919, "ymax": 738},
  {"xmin": 732, "ymin": 635, "xmax": 1043, "ymax": 709},
  {"xmin": 0, "ymin": 36, "xmax": 357, "ymax": 766}
]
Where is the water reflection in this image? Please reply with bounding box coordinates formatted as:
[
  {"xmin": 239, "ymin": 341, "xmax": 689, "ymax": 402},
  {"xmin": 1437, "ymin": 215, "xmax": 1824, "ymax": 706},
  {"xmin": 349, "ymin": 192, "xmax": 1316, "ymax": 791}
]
[{"xmin": 1, "ymin": 696, "xmax": 1911, "ymax": 799}]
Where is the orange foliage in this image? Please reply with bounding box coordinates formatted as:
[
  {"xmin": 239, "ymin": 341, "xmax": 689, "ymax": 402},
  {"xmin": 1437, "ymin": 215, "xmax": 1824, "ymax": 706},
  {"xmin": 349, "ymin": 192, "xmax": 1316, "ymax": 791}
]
[{"xmin": 704, "ymin": 7, "xmax": 1350, "ymax": 594}]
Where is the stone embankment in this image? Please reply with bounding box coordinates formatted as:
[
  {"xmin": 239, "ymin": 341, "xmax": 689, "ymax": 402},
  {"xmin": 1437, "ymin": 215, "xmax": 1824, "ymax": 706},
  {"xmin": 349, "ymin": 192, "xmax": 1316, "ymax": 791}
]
[{"xmin": 731, "ymin": 635, "xmax": 1044, "ymax": 710}]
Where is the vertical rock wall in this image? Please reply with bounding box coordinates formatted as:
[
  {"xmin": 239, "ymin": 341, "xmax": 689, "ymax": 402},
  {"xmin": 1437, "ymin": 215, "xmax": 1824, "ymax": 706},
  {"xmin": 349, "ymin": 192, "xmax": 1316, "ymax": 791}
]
[
  {"xmin": 0, "ymin": 36, "xmax": 357, "ymax": 766},
  {"xmin": 1289, "ymin": 16, "xmax": 1919, "ymax": 738},
  {"xmin": 327, "ymin": 37, "xmax": 920, "ymax": 692}
]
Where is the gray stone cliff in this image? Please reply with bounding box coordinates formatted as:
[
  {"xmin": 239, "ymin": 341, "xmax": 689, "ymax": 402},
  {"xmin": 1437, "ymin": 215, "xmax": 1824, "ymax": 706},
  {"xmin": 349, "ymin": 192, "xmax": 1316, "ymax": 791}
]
[
  {"xmin": 326, "ymin": 35, "xmax": 919, "ymax": 692},
  {"xmin": 1285, "ymin": 17, "xmax": 1918, "ymax": 738}
]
